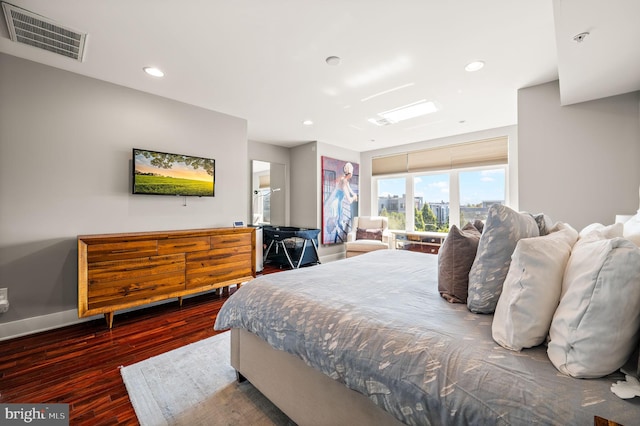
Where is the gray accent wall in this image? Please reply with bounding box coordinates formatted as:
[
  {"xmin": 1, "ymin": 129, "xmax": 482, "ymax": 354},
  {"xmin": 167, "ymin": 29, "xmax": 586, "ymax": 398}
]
[
  {"xmin": 289, "ymin": 141, "xmax": 361, "ymax": 261},
  {"xmin": 518, "ymin": 81, "xmax": 640, "ymax": 230},
  {"xmin": 0, "ymin": 54, "xmax": 249, "ymax": 328}
]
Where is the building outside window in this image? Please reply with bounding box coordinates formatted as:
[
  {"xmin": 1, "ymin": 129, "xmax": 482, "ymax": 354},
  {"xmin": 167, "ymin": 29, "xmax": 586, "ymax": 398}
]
[{"xmin": 377, "ymin": 177, "xmax": 406, "ymax": 230}]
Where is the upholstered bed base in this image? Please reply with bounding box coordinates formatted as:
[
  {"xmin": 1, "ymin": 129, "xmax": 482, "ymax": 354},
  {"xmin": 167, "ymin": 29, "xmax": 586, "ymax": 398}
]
[{"xmin": 230, "ymin": 328, "xmax": 403, "ymax": 425}]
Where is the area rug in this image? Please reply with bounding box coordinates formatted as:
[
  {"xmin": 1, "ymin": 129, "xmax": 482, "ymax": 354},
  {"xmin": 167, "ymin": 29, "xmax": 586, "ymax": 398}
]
[{"xmin": 120, "ymin": 332, "xmax": 295, "ymax": 426}]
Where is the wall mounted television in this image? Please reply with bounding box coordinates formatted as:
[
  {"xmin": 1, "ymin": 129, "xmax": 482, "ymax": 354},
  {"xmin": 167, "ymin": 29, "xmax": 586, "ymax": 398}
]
[{"xmin": 132, "ymin": 148, "xmax": 215, "ymax": 197}]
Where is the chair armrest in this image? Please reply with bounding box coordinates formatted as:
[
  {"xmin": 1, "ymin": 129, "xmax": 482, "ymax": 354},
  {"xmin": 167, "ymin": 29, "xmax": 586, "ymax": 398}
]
[{"xmin": 382, "ymin": 229, "xmax": 392, "ymax": 246}]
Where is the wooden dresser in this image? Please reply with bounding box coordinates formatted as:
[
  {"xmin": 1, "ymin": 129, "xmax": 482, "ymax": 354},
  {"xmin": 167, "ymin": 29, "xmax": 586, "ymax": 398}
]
[{"xmin": 78, "ymin": 227, "xmax": 255, "ymax": 328}]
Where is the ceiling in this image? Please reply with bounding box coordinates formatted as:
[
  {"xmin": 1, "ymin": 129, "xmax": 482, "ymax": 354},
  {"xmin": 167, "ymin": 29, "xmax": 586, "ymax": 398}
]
[{"xmin": 0, "ymin": 1, "xmax": 638, "ymax": 153}]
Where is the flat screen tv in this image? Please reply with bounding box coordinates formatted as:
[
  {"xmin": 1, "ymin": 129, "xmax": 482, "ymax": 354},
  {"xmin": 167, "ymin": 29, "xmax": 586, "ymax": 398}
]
[{"xmin": 132, "ymin": 148, "xmax": 215, "ymax": 197}]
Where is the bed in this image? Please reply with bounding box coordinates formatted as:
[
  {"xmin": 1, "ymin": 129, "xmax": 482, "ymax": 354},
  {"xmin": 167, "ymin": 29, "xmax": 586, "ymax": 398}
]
[{"xmin": 214, "ymin": 249, "xmax": 640, "ymax": 425}]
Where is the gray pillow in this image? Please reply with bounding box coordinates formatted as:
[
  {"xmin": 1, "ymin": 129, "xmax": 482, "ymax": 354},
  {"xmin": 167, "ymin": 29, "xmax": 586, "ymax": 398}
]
[
  {"xmin": 472, "ymin": 219, "xmax": 484, "ymax": 234},
  {"xmin": 467, "ymin": 204, "xmax": 540, "ymax": 314},
  {"xmin": 532, "ymin": 213, "xmax": 553, "ymax": 236},
  {"xmin": 438, "ymin": 223, "xmax": 481, "ymax": 303}
]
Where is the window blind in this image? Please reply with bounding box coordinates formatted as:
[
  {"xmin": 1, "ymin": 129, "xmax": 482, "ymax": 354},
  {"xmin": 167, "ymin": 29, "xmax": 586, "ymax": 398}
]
[{"xmin": 372, "ymin": 136, "xmax": 508, "ymax": 176}]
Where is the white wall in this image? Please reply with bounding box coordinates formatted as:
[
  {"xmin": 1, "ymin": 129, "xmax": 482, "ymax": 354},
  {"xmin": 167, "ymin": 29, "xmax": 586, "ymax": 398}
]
[
  {"xmin": 518, "ymin": 81, "xmax": 640, "ymax": 229},
  {"xmin": 290, "ymin": 142, "xmax": 318, "ymax": 229},
  {"xmin": 0, "ymin": 54, "xmax": 248, "ymax": 331},
  {"xmin": 248, "ymin": 140, "xmax": 291, "ymax": 225}
]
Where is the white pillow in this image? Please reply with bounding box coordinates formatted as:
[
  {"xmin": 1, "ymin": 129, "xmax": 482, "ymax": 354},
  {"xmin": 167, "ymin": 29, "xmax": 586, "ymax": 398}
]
[
  {"xmin": 547, "ymin": 236, "xmax": 640, "ymax": 378},
  {"xmin": 492, "ymin": 223, "xmax": 578, "ymax": 351},
  {"xmin": 578, "ymin": 222, "xmax": 623, "ymax": 240},
  {"xmin": 623, "ymin": 212, "xmax": 640, "ymax": 247}
]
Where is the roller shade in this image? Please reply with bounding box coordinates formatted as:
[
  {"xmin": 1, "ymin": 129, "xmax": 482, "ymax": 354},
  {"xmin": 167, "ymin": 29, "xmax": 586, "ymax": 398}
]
[
  {"xmin": 372, "ymin": 153, "xmax": 408, "ymax": 176},
  {"xmin": 372, "ymin": 136, "xmax": 508, "ymax": 176},
  {"xmin": 258, "ymin": 174, "xmax": 270, "ymax": 189}
]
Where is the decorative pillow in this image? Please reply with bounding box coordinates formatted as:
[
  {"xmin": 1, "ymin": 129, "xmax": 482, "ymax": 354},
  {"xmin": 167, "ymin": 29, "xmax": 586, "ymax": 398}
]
[
  {"xmin": 547, "ymin": 236, "xmax": 640, "ymax": 378},
  {"xmin": 355, "ymin": 228, "xmax": 382, "ymax": 241},
  {"xmin": 467, "ymin": 204, "xmax": 539, "ymax": 314},
  {"xmin": 472, "ymin": 219, "xmax": 484, "ymax": 234},
  {"xmin": 578, "ymin": 222, "xmax": 623, "ymax": 240},
  {"xmin": 437, "ymin": 223, "xmax": 481, "ymax": 303},
  {"xmin": 492, "ymin": 222, "xmax": 578, "ymax": 351},
  {"xmin": 623, "ymin": 212, "xmax": 640, "ymax": 247},
  {"xmin": 532, "ymin": 213, "xmax": 553, "ymax": 236}
]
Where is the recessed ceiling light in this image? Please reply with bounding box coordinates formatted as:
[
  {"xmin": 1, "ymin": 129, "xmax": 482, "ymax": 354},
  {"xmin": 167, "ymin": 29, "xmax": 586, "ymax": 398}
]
[
  {"xmin": 143, "ymin": 67, "xmax": 164, "ymax": 77},
  {"xmin": 377, "ymin": 100, "xmax": 439, "ymax": 123},
  {"xmin": 464, "ymin": 61, "xmax": 485, "ymax": 72},
  {"xmin": 302, "ymin": 120, "xmax": 313, "ymax": 126},
  {"xmin": 325, "ymin": 56, "xmax": 341, "ymax": 66}
]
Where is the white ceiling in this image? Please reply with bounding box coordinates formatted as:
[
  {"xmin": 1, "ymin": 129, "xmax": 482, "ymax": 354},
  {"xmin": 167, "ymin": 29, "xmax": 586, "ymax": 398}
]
[{"xmin": 0, "ymin": 0, "xmax": 637, "ymax": 152}]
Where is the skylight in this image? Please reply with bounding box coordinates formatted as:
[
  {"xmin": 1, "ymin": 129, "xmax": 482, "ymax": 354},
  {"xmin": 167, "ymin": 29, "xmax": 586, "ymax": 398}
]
[{"xmin": 377, "ymin": 100, "xmax": 439, "ymax": 123}]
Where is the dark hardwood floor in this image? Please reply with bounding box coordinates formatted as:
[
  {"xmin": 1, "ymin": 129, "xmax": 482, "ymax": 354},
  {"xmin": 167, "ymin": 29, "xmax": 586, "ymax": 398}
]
[{"xmin": 0, "ymin": 266, "xmax": 282, "ymax": 426}]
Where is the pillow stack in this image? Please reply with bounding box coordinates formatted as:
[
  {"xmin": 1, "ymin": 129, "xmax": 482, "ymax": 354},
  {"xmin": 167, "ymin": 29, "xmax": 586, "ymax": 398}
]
[
  {"xmin": 547, "ymin": 223, "xmax": 640, "ymax": 378},
  {"xmin": 438, "ymin": 222, "xmax": 482, "ymax": 303},
  {"xmin": 492, "ymin": 222, "xmax": 578, "ymax": 351},
  {"xmin": 467, "ymin": 204, "xmax": 540, "ymax": 314}
]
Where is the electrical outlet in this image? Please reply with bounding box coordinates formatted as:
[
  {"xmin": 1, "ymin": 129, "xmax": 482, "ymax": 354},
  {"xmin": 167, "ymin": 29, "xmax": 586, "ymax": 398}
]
[{"xmin": 0, "ymin": 288, "xmax": 8, "ymax": 313}]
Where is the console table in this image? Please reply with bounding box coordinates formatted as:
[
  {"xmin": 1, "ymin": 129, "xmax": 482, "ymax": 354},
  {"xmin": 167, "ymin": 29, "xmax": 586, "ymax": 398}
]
[
  {"xmin": 78, "ymin": 227, "xmax": 255, "ymax": 328},
  {"xmin": 392, "ymin": 231, "xmax": 447, "ymax": 255}
]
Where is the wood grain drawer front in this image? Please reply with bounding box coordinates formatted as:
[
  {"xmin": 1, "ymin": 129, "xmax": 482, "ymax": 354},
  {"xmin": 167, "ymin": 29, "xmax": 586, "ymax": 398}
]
[
  {"xmin": 211, "ymin": 233, "xmax": 252, "ymax": 248},
  {"xmin": 157, "ymin": 236, "xmax": 211, "ymax": 255},
  {"xmin": 87, "ymin": 254, "xmax": 185, "ymax": 309},
  {"xmin": 186, "ymin": 246, "xmax": 252, "ymax": 288},
  {"xmin": 87, "ymin": 240, "xmax": 158, "ymax": 262}
]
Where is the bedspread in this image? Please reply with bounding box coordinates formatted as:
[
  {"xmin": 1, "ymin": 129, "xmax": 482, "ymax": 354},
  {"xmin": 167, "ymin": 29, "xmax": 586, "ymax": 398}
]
[{"xmin": 214, "ymin": 250, "xmax": 640, "ymax": 425}]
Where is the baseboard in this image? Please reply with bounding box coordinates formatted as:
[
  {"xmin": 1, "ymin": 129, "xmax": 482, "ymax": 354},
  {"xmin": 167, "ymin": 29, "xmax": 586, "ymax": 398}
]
[
  {"xmin": 0, "ymin": 288, "xmax": 234, "ymax": 341},
  {"xmin": 319, "ymin": 252, "xmax": 345, "ymax": 263},
  {"xmin": 0, "ymin": 309, "xmax": 98, "ymax": 342}
]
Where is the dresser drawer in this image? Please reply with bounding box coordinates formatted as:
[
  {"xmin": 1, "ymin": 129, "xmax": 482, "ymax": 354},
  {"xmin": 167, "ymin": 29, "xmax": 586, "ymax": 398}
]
[
  {"xmin": 211, "ymin": 233, "xmax": 252, "ymax": 248},
  {"xmin": 86, "ymin": 240, "xmax": 158, "ymax": 262},
  {"xmin": 88, "ymin": 254, "xmax": 185, "ymax": 285},
  {"xmin": 158, "ymin": 236, "xmax": 211, "ymax": 254},
  {"xmin": 186, "ymin": 246, "xmax": 252, "ymax": 288},
  {"xmin": 87, "ymin": 254, "xmax": 185, "ymax": 309}
]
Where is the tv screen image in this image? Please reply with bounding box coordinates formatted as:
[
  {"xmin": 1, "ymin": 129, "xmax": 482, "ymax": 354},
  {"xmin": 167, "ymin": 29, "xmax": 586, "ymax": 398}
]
[{"xmin": 132, "ymin": 148, "xmax": 215, "ymax": 197}]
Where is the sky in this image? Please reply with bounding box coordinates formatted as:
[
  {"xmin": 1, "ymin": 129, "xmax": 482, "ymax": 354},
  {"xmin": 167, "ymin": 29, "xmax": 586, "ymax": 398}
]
[{"xmin": 378, "ymin": 169, "xmax": 505, "ymax": 206}]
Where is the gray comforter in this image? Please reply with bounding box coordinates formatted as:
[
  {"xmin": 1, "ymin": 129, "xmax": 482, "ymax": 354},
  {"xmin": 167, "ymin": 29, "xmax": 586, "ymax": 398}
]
[{"xmin": 214, "ymin": 250, "xmax": 640, "ymax": 425}]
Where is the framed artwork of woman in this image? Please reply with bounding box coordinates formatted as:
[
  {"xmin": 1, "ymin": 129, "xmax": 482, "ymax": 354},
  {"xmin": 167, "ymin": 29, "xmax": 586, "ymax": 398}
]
[{"xmin": 321, "ymin": 156, "xmax": 359, "ymax": 244}]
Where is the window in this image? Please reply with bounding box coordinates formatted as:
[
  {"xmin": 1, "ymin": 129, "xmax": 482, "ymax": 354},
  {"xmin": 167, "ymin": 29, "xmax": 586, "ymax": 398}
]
[
  {"xmin": 414, "ymin": 173, "xmax": 450, "ymax": 232},
  {"xmin": 459, "ymin": 168, "xmax": 505, "ymax": 224},
  {"xmin": 372, "ymin": 137, "xmax": 508, "ymax": 232},
  {"xmin": 377, "ymin": 177, "xmax": 406, "ymax": 230},
  {"xmin": 374, "ymin": 166, "xmax": 506, "ymax": 231}
]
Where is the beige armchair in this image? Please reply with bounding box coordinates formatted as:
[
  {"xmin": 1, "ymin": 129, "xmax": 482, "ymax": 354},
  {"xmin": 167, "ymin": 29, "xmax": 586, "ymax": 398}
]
[{"xmin": 345, "ymin": 216, "xmax": 391, "ymax": 258}]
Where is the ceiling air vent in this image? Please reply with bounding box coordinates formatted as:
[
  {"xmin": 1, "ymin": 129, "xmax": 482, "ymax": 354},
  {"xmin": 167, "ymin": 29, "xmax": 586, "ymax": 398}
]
[
  {"xmin": 1, "ymin": 2, "xmax": 87, "ymax": 61},
  {"xmin": 368, "ymin": 117, "xmax": 395, "ymax": 127}
]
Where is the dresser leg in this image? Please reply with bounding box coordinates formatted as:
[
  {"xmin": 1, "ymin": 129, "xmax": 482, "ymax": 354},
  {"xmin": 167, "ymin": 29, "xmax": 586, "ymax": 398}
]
[
  {"xmin": 178, "ymin": 296, "xmax": 183, "ymax": 307},
  {"xmin": 104, "ymin": 312, "xmax": 114, "ymax": 329}
]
